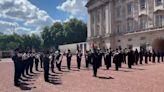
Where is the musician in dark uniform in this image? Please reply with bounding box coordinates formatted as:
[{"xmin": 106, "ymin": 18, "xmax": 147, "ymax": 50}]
[
  {"xmin": 127, "ymin": 48, "xmax": 135, "ymax": 69},
  {"xmin": 139, "ymin": 49, "xmax": 144, "ymax": 64},
  {"xmin": 113, "ymin": 49, "xmax": 120, "ymax": 71},
  {"xmin": 148, "ymin": 50, "xmax": 152, "ymax": 62},
  {"xmin": 12, "ymin": 48, "xmax": 21, "ymax": 86},
  {"xmin": 161, "ymin": 52, "xmax": 164, "ymax": 62},
  {"xmin": 66, "ymin": 49, "xmax": 72, "ymax": 70},
  {"xmin": 118, "ymin": 48, "xmax": 123, "ymax": 68},
  {"xmin": 91, "ymin": 48, "xmax": 99, "ymax": 77},
  {"xmin": 76, "ymin": 50, "xmax": 82, "ymax": 69},
  {"xmin": 50, "ymin": 52, "xmax": 55, "ymax": 73},
  {"xmin": 29, "ymin": 52, "xmax": 34, "ymax": 74},
  {"xmin": 152, "ymin": 49, "xmax": 156, "ymax": 63},
  {"xmin": 85, "ymin": 51, "xmax": 90, "ymax": 68},
  {"xmin": 145, "ymin": 51, "xmax": 148, "ymax": 64},
  {"xmin": 97, "ymin": 49, "xmax": 103, "ymax": 67},
  {"xmin": 123, "ymin": 48, "xmax": 127, "ymax": 64},
  {"xmin": 104, "ymin": 49, "xmax": 112, "ymax": 70},
  {"xmin": 43, "ymin": 50, "xmax": 50, "ymax": 82},
  {"xmin": 24, "ymin": 51, "xmax": 30, "ymax": 75},
  {"xmin": 35, "ymin": 53, "xmax": 40, "ymax": 71},
  {"xmin": 40, "ymin": 53, "xmax": 43, "ymax": 68},
  {"xmin": 157, "ymin": 51, "xmax": 161, "ymax": 63},
  {"xmin": 55, "ymin": 50, "xmax": 63, "ymax": 71},
  {"xmin": 134, "ymin": 49, "xmax": 139, "ymax": 65}
]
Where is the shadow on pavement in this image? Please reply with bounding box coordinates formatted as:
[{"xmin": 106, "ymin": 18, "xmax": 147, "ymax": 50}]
[{"xmin": 98, "ymin": 76, "xmax": 114, "ymax": 80}]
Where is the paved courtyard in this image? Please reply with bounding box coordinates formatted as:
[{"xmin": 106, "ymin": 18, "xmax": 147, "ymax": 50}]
[{"xmin": 0, "ymin": 56, "xmax": 164, "ymax": 92}]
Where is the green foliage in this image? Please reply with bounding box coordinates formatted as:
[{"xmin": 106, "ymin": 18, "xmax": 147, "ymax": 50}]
[
  {"xmin": 41, "ymin": 18, "xmax": 87, "ymax": 49},
  {"xmin": 0, "ymin": 33, "xmax": 41, "ymax": 51},
  {"xmin": 0, "ymin": 18, "xmax": 87, "ymax": 51}
]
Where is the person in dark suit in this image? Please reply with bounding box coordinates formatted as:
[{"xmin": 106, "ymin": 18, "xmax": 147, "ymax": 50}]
[
  {"xmin": 66, "ymin": 49, "xmax": 72, "ymax": 70},
  {"xmin": 127, "ymin": 48, "xmax": 135, "ymax": 69},
  {"xmin": 139, "ymin": 49, "xmax": 143, "ymax": 64},
  {"xmin": 43, "ymin": 50, "xmax": 50, "ymax": 82},
  {"xmin": 152, "ymin": 49, "xmax": 156, "ymax": 63},
  {"xmin": 113, "ymin": 49, "xmax": 120, "ymax": 71},
  {"xmin": 134, "ymin": 49, "xmax": 139, "ymax": 65},
  {"xmin": 145, "ymin": 51, "xmax": 148, "ymax": 64},
  {"xmin": 91, "ymin": 48, "xmax": 99, "ymax": 77},
  {"xmin": 12, "ymin": 48, "xmax": 21, "ymax": 87},
  {"xmin": 76, "ymin": 50, "xmax": 82, "ymax": 69}
]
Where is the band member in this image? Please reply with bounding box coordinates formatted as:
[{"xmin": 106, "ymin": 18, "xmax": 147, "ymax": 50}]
[
  {"xmin": 157, "ymin": 52, "xmax": 161, "ymax": 63},
  {"xmin": 152, "ymin": 49, "xmax": 156, "ymax": 63},
  {"xmin": 134, "ymin": 49, "xmax": 139, "ymax": 65},
  {"xmin": 12, "ymin": 48, "xmax": 21, "ymax": 86},
  {"xmin": 104, "ymin": 49, "xmax": 112, "ymax": 70},
  {"xmin": 43, "ymin": 50, "xmax": 50, "ymax": 82},
  {"xmin": 55, "ymin": 50, "xmax": 63, "ymax": 71},
  {"xmin": 145, "ymin": 51, "xmax": 148, "ymax": 64},
  {"xmin": 40, "ymin": 53, "xmax": 44, "ymax": 68},
  {"xmin": 127, "ymin": 48, "xmax": 135, "ymax": 69},
  {"xmin": 148, "ymin": 50, "xmax": 152, "ymax": 62},
  {"xmin": 113, "ymin": 49, "xmax": 120, "ymax": 71},
  {"xmin": 123, "ymin": 48, "xmax": 127, "ymax": 64},
  {"xmin": 22, "ymin": 51, "xmax": 29, "ymax": 77},
  {"xmin": 91, "ymin": 48, "xmax": 99, "ymax": 77},
  {"xmin": 76, "ymin": 50, "xmax": 82, "ymax": 69},
  {"xmin": 161, "ymin": 52, "xmax": 164, "ymax": 62},
  {"xmin": 97, "ymin": 49, "xmax": 103, "ymax": 67},
  {"xmin": 35, "ymin": 53, "xmax": 40, "ymax": 71},
  {"xmin": 29, "ymin": 52, "xmax": 35, "ymax": 73},
  {"xmin": 50, "ymin": 52, "xmax": 55, "ymax": 73},
  {"xmin": 85, "ymin": 51, "xmax": 89, "ymax": 68},
  {"xmin": 118, "ymin": 48, "xmax": 123, "ymax": 67},
  {"xmin": 66, "ymin": 49, "xmax": 72, "ymax": 70},
  {"xmin": 139, "ymin": 49, "xmax": 144, "ymax": 64}
]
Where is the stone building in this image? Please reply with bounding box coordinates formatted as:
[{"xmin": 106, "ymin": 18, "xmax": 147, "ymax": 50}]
[{"xmin": 86, "ymin": 0, "xmax": 164, "ymax": 51}]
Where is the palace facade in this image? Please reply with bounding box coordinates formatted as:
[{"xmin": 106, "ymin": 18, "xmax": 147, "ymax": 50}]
[{"xmin": 86, "ymin": 0, "xmax": 164, "ymax": 51}]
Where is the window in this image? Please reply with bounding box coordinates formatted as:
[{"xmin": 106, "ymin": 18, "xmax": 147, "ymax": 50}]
[
  {"xmin": 117, "ymin": 7, "xmax": 121, "ymax": 18},
  {"xmin": 118, "ymin": 40, "xmax": 121, "ymax": 42},
  {"xmin": 127, "ymin": 2, "xmax": 133, "ymax": 14},
  {"xmin": 127, "ymin": 20, "xmax": 133, "ymax": 32},
  {"xmin": 155, "ymin": 15, "xmax": 164, "ymax": 27},
  {"xmin": 127, "ymin": 44, "xmax": 133, "ymax": 49},
  {"xmin": 155, "ymin": 0, "xmax": 162, "ymax": 6},
  {"xmin": 117, "ymin": 23, "xmax": 121, "ymax": 33},
  {"xmin": 140, "ymin": 0, "xmax": 146, "ymax": 10},
  {"xmin": 140, "ymin": 37, "xmax": 146, "ymax": 40},
  {"xmin": 128, "ymin": 38, "xmax": 132, "ymax": 41},
  {"xmin": 139, "ymin": 16, "xmax": 147, "ymax": 29}
]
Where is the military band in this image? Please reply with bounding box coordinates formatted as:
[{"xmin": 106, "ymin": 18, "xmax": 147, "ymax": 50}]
[{"xmin": 12, "ymin": 47, "xmax": 164, "ymax": 87}]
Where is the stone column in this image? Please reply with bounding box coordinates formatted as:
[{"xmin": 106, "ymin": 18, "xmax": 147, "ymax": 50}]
[
  {"xmin": 87, "ymin": 13, "xmax": 91, "ymax": 38},
  {"xmin": 100, "ymin": 8, "xmax": 103, "ymax": 36},
  {"xmin": 106, "ymin": 4, "xmax": 109, "ymax": 34}
]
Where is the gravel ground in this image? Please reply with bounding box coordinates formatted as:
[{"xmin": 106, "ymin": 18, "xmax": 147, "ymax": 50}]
[{"xmin": 0, "ymin": 56, "xmax": 164, "ymax": 92}]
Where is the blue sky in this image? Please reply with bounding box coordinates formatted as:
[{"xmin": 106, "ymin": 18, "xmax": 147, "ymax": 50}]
[
  {"xmin": 0, "ymin": 0, "xmax": 87, "ymax": 35},
  {"xmin": 29, "ymin": 0, "xmax": 67, "ymax": 21}
]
